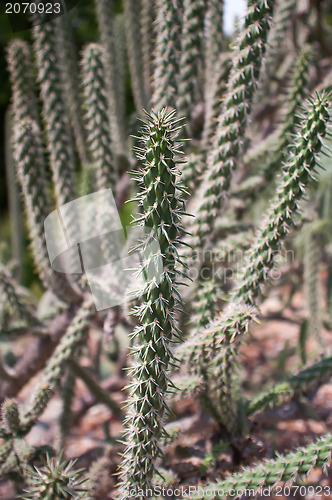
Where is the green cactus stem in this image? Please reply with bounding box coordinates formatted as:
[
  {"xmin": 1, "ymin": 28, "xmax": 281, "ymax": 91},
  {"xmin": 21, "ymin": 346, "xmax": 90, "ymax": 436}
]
[{"xmin": 119, "ymin": 108, "xmax": 190, "ymax": 497}]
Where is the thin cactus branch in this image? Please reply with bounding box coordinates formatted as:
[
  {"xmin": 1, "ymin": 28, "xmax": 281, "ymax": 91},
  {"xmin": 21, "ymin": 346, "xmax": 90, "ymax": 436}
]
[
  {"xmin": 177, "ymin": 0, "xmax": 207, "ymax": 123},
  {"xmin": 234, "ymin": 93, "xmax": 330, "ymax": 307},
  {"xmin": 6, "ymin": 39, "xmax": 39, "ymax": 124},
  {"xmin": 152, "ymin": 0, "xmax": 183, "ymax": 109},
  {"xmin": 261, "ymin": 47, "xmax": 312, "ymax": 184},
  {"xmin": 32, "ymin": 21, "xmax": 77, "ymax": 207},
  {"xmin": 188, "ymin": 0, "xmax": 275, "ymax": 248},
  {"xmin": 119, "ymin": 108, "xmax": 190, "ymax": 496},
  {"xmin": 81, "ymin": 43, "xmax": 115, "ymax": 191},
  {"xmin": 54, "ymin": 15, "xmax": 90, "ymax": 166},
  {"xmin": 124, "ymin": 0, "xmax": 147, "ymax": 112},
  {"xmin": 13, "ymin": 118, "xmax": 81, "ymax": 304},
  {"xmin": 247, "ymin": 355, "xmax": 332, "ymax": 417},
  {"xmin": 189, "ymin": 433, "xmax": 332, "ymax": 499},
  {"xmin": 94, "ymin": 0, "xmax": 127, "ymax": 153}
]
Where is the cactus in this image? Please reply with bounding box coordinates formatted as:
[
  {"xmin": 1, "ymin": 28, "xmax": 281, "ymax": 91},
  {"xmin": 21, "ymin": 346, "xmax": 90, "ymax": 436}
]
[
  {"xmin": 177, "ymin": 0, "xmax": 207, "ymax": 122},
  {"xmin": 187, "ymin": 0, "xmax": 275, "ymax": 250},
  {"xmin": 189, "ymin": 433, "xmax": 332, "ymax": 499},
  {"xmin": 22, "ymin": 452, "xmax": 87, "ymax": 499},
  {"xmin": 81, "ymin": 43, "xmax": 116, "ymax": 191},
  {"xmin": 152, "ymin": 0, "xmax": 183, "ymax": 109},
  {"xmin": 119, "ymin": 108, "xmax": 190, "ymax": 496}
]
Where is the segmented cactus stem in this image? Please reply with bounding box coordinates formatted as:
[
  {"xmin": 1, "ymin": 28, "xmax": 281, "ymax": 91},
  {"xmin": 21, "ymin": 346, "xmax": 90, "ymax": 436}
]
[
  {"xmin": 124, "ymin": 0, "xmax": 147, "ymax": 111},
  {"xmin": 32, "ymin": 21, "xmax": 77, "ymax": 207},
  {"xmin": 81, "ymin": 43, "xmax": 115, "ymax": 191},
  {"xmin": 190, "ymin": 433, "xmax": 332, "ymax": 499},
  {"xmin": 95, "ymin": 0, "xmax": 127, "ymax": 153},
  {"xmin": 190, "ymin": 0, "xmax": 274, "ymax": 246},
  {"xmin": 119, "ymin": 108, "xmax": 190, "ymax": 496},
  {"xmin": 152, "ymin": 0, "xmax": 183, "ymax": 109}
]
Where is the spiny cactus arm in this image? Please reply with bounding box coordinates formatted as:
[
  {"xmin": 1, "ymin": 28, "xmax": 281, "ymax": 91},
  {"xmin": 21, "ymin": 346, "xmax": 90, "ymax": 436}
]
[
  {"xmin": 0, "ymin": 307, "xmax": 75, "ymax": 404},
  {"xmin": 5, "ymin": 108, "xmax": 23, "ymax": 278},
  {"xmin": 95, "ymin": 0, "xmax": 127, "ymax": 153},
  {"xmin": 32, "ymin": 21, "xmax": 77, "ymax": 207},
  {"xmin": 15, "ymin": 299, "xmax": 95, "ymax": 436},
  {"xmin": 81, "ymin": 43, "xmax": 115, "ymax": 191},
  {"xmin": 141, "ymin": 0, "xmax": 155, "ymax": 104},
  {"xmin": 0, "ymin": 439, "xmax": 13, "ymax": 468},
  {"xmin": 1, "ymin": 399, "xmax": 20, "ymax": 437},
  {"xmin": 38, "ymin": 299, "xmax": 95, "ymax": 389},
  {"xmin": 188, "ymin": 433, "xmax": 332, "ymax": 499},
  {"xmin": 124, "ymin": 0, "xmax": 147, "ymax": 111},
  {"xmin": 247, "ymin": 355, "xmax": 332, "ymax": 417},
  {"xmin": 152, "ymin": 0, "xmax": 183, "ymax": 109},
  {"xmin": 55, "ymin": 15, "xmax": 90, "ymax": 166},
  {"xmin": 13, "ymin": 118, "xmax": 81, "ymax": 304},
  {"xmin": 19, "ymin": 385, "xmax": 54, "ymax": 436},
  {"xmin": 0, "ymin": 264, "xmax": 39, "ymax": 328},
  {"xmin": 212, "ymin": 343, "xmax": 238, "ymax": 432},
  {"xmin": 119, "ymin": 109, "xmax": 191, "ymax": 496},
  {"xmin": 234, "ymin": 92, "xmax": 330, "ymax": 307},
  {"xmin": 6, "ymin": 39, "xmax": 39, "ymax": 125},
  {"xmin": 261, "ymin": 0, "xmax": 297, "ymax": 83},
  {"xmin": 261, "ymin": 47, "xmax": 312, "ymax": 183},
  {"xmin": 177, "ymin": 0, "xmax": 207, "ymax": 123},
  {"xmin": 169, "ymin": 374, "xmax": 203, "ymax": 401},
  {"xmin": 189, "ymin": 0, "xmax": 274, "ymax": 246}
]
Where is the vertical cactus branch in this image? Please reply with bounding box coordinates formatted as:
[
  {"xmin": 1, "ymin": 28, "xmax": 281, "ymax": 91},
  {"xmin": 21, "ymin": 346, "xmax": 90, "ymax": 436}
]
[
  {"xmin": 261, "ymin": 0, "xmax": 297, "ymax": 84},
  {"xmin": 81, "ymin": 43, "xmax": 115, "ymax": 191},
  {"xmin": 234, "ymin": 93, "xmax": 330, "ymax": 308},
  {"xmin": 152, "ymin": 0, "xmax": 183, "ymax": 109},
  {"xmin": 124, "ymin": 0, "xmax": 147, "ymax": 112},
  {"xmin": 95, "ymin": 0, "xmax": 127, "ymax": 153},
  {"xmin": 55, "ymin": 15, "xmax": 90, "ymax": 166},
  {"xmin": 262, "ymin": 47, "xmax": 312, "ymax": 182},
  {"xmin": 19, "ymin": 299, "xmax": 95, "ymax": 433},
  {"xmin": 141, "ymin": 0, "xmax": 155, "ymax": 104},
  {"xmin": 119, "ymin": 109, "xmax": 190, "ymax": 496},
  {"xmin": 32, "ymin": 21, "xmax": 77, "ymax": 207},
  {"xmin": 5, "ymin": 109, "xmax": 23, "ymax": 278},
  {"xmin": 6, "ymin": 40, "xmax": 39, "ymax": 123},
  {"xmin": 13, "ymin": 118, "xmax": 80, "ymax": 303},
  {"xmin": 177, "ymin": 0, "xmax": 207, "ymax": 123},
  {"xmin": 189, "ymin": 0, "xmax": 274, "ymax": 247}
]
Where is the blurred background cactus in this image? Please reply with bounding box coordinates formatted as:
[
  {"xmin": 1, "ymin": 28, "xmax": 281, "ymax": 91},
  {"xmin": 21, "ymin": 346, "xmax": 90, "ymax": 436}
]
[{"xmin": 0, "ymin": 0, "xmax": 332, "ymax": 498}]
